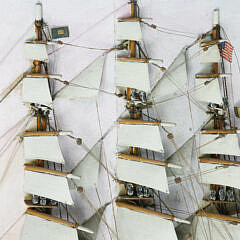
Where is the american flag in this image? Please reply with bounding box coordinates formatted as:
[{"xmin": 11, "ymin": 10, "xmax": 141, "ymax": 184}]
[{"xmin": 220, "ymin": 41, "xmax": 233, "ymax": 63}]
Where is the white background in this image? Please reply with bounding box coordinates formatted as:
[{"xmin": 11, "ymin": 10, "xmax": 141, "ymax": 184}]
[{"xmin": 1, "ymin": 0, "xmax": 240, "ymax": 239}]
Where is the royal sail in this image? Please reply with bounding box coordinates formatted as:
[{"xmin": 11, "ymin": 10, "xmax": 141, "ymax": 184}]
[
  {"xmin": 116, "ymin": 59, "xmax": 150, "ymax": 93},
  {"xmin": 116, "ymin": 20, "xmax": 142, "ymax": 41},
  {"xmin": 22, "ymin": 77, "xmax": 52, "ymax": 106}
]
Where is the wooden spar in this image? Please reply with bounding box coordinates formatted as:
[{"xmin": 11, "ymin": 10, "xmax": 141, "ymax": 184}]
[
  {"xmin": 117, "ymin": 57, "xmax": 148, "ymax": 63},
  {"xmin": 24, "ymin": 131, "xmax": 61, "ymax": 137},
  {"xmin": 201, "ymin": 40, "xmax": 221, "ymax": 47},
  {"xmin": 116, "ymin": 201, "xmax": 190, "ymax": 224},
  {"xmin": 196, "ymin": 74, "xmax": 219, "ymax": 78},
  {"xmin": 116, "ymin": 201, "xmax": 174, "ymax": 221},
  {"xmin": 26, "ymin": 208, "xmax": 78, "ymax": 228},
  {"xmin": 26, "ymin": 208, "xmax": 94, "ymax": 234},
  {"xmin": 118, "ymin": 153, "xmax": 168, "ymax": 167},
  {"xmin": 24, "ymin": 200, "xmax": 58, "ymax": 208},
  {"xmin": 197, "ymin": 211, "xmax": 240, "ymax": 223},
  {"xmin": 118, "ymin": 17, "xmax": 141, "ymax": 22},
  {"xmin": 203, "ymin": 199, "xmax": 237, "ymax": 204},
  {"xmin": 201, "ymin": 129, "xmax": 237, "ymax": 134},
  {"xmin": 119, "ymin": 119, "xmax": 161, "ymax": 126},
  {"xmin": 199, "ymin": 158, "xmax": 240, "ymax": 166},
  {"xmin": 24, "ymin": 165, "xmax": 68, "ymax": 177},
  {"xmin": 117, "ymin": 196, "xmax": 154, "ymax": 201}
]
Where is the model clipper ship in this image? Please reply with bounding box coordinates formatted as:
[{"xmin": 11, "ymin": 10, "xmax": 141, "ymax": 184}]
[
  {"xmin": 0, "ymin": 3, "xmax": 112, "ymax": 239},
  {"xmin": 176, "ymin": 9, "xmax": 240, "ymax": 240}
]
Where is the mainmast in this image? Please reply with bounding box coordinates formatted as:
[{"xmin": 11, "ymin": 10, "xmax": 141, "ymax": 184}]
[
  {"xmin": 126, "ymin": 0, "xmax": 141, "ymax": 152},
  {"xmin": 34, "ymin": 3, "xmax": 47, "ymax": 168}
]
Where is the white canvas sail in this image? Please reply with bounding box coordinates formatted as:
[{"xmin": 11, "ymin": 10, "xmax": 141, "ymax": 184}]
[
  {"xmin": 118, "ymin": 123, "xmax": 164, "ymax": 152},
  {"xmin": 116, "ymin": 60, "xmax": 150, "ymax": 93},
  {"xmin": 20, "ymin": 214, "xmax": 78, "ymax": 240},
  {"xmin": 24, "ymin": 170, "xmax": 74, "ymax": 205},
  {"xmin": 199, "ymin": 162, "xmax": 240, "ymax": 189},
  {"xmin": 193, "ymin": 78, "xmax": 223, "ymax": 104},
  {"xmin": 200, "ymin": 45, "xmax": 221, "ymax": 63},
  {"xmin": 24, "ymin": 135, "xmax": 65, "ymax": 164},
  {"xmin": 192, "ymin": 216, "xmax": 240, "ymax": 239},
  {"xmin": 166, "ymin": 137, "xmax": 194, "ymax": 177},
  {"xmin": 115, "ymin": 207, "xmax": 178, "ymax": 240},
  {"xmin": 72, "ymin": 141, "xmax": 101, "ymax": 189},
  {"xmin": 22, "ymin": 77, "xmax": 52, "ymax": 106},
  {"xmin": 116, "ymin": 21, "xmax": 142, "ymax": 41},
  {"xmin": 116, "ymin": 157, "xmax": 169, "ymax": 193},
  {"xmin": 56, "ymin": 55, "xmax": 106, "ymax": 99},
  {"xmin": 150, "ymin": 48, "xmax": 187, "ymax": 102},
  {"xmin": 199, "ymin": 133, "xmax": 240, "ymax": 156},
  {"xmin": 24, "ymin": 43, "xmax": 49, "ymax": 62},
  {"xmin": 78, "ymin": 205, "xmax": 106, "ymax": 240}
]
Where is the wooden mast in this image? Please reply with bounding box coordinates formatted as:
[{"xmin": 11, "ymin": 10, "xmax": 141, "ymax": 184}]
[
  {"xmin": 209, "ymin": 9, "xmax": 222, "ymax": 196},
  {"xmin": 127, "ymin": 0, "xmax": 140, "ymax": 155},
  {"xmin": 34, "ymin": 3, "xmax": 47, "ymax": 167}
]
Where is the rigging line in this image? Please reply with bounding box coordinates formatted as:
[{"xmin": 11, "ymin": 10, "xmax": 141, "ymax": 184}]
[
  {"xmin": 141, "ymin": 21, "xmax": 197, "ymax": 39},
  {"xmin": 0, "ymin": 113, "xmax": 31, "ymax": 142},
  {"xmin": 53, "ymin": 78, "xmax": 117, "ymax": 97},
  {"xmin": 0, "ymin": 213, "xmax": 25, "ymax": 240},
  {"xmin": 80, "ymin": 190, "xmax": 117, "ymax": 238},
  {"xmin": 141, "ymin": 19, "xmax": 198, "ymax": 36},
  {"xmin": 0, "ymin": 71, "xmax": 29, "ymax": 104},
  {"xmin": 195, "ymin": 135, "xmax": 224, "ymax": 151},
  {"xmin": 152, "ymin": 190, "xmax": 174, "ymax": 216},
  {"xmin": 56, "ymin": 41, "xmax": 110, "ymax": 51},
  {"xmin": 151, "ymin": 43, "xmax": 209, "ymax": 91},
  {"xmin": 81, "ymin": 143, "xmax": 116, "ymax": 180},
  {"xmin": 95, "ymin": 100, "xmax": 119, "ymax": 240},
  {"xmin": 95, "ymin": 187, "xmax": 112, "ymax": 240},
  {"xmin": 48, "ymin": 2, "xmax": 128, "ymax": 55},
  {"xmin": 0, "ymin": 114, "xmax": 33, "ymax": 156},
  {"xmin": 0, "ymin": 22, "xmax": 33, "ymax": 64},
  {"xmin": 150, "ymin": 98, "xmax": 193, "ymax": 216},
  {"xmin": 0, "ymin": 140, "xmax": 22, "ymax": 186}
]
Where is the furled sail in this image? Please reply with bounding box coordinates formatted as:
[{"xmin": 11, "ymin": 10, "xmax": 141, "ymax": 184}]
[
  {"xmin": 193, "ymin": 78, "xmax": 223, "ymax": 104},
  {"xmin": 115, "ymin": 205, "xmax": 178, "ymax": 240},
  {"xmin": 116, "ymin": 59, "xmax": 150, "ymax": 93},
  {"xmin": 24, "ymin": 135, "xmax": 65, "ymax": 164},
  {"xmin": 150, "ymin": 47, "xmax": 187, "ymax": 102},
  {"xmin": 199, "ymin": 44, "xmax": 221, "ymax": 63},
  {"xmin": 24, "ymin": 170, "xmax": 74, "ymax": 205},
  {"xmin": 199, "ymin": 133, "xmax": 240, "ymax": 156},
  {"xmin": 116, "ymin": 20, "xmax": 142, "ymax": 41},
  {"xmin": 24, "ymin": 43, "xmax": 49, "ymax": 62},
  {"xmin": 22, "ymin": 77, "xmax": 52, "ymax": 106},
  {"xmin": 72, "ymin": 141, "xmax": 101, "ymax": 189},
  {"xmin": 199, "ymin": 162, "xmax": 240, "ymax": 189},
  {"xmin": 116, "ymin": 155, "xmax": 169, "ymax": 193},
  {"xmin": 56, "ymin": 55, "xmax": 106, "ymax": 99},
  {"xmin": 118, "ymin": 123, "xmax": 164, "ymax": 152}
]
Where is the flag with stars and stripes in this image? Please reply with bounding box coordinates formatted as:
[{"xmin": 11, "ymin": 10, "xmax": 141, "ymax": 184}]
[{"xmin": 220, "ymin": 41, "xmax": 233, "ymax": 63}]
